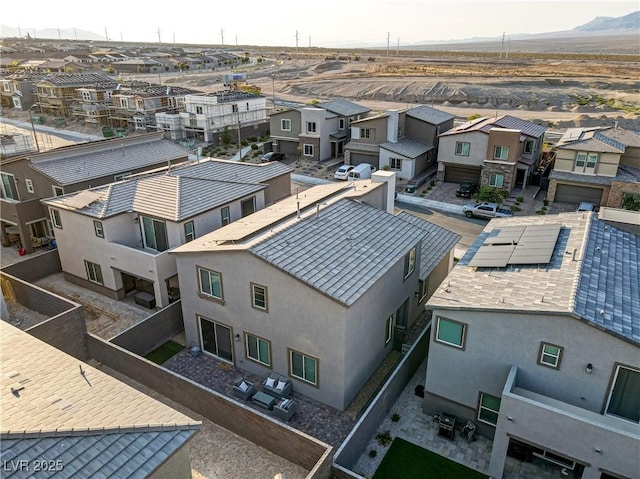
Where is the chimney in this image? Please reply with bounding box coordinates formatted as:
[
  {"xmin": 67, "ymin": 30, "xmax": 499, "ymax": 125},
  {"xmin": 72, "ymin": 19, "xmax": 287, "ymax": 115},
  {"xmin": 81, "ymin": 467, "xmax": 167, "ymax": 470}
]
[
  {"xmin": 387, "ymin": 110, "xmax": 399, "ymax": 143},
  {"xmin": 372, "ymin": 170, "xmax": 396, "ymax": 214}
]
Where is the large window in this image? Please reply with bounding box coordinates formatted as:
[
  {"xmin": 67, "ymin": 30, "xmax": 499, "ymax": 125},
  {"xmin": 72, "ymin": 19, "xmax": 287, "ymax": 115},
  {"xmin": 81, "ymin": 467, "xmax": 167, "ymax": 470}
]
[
  {"xmin": 246, "ymin": 333, "xmax": 271, "ymax": 367},
  {"xmin": 84, "ymin": 260, "xmax": 103, "ymax": 285},
  {"xmin": 586, "ymin": 153, "xmax": 598, "ymax": 169},
  {"xmin": 489, "ymin": 173, "xmax": 504, "ymax": 188},
  {"xmin": 361, "ymin": 128, "xmax": 373, "ymax": 139},
  {"xmin": 52, "ymin": 186, "xmax": 64, "ymax": 197},
  {"xmin": 289, "ymin": 349, "xmax": 318, "ymax": 385},
  {"xmin": 198, "ymin": 267, "xmax": 223, "ymax": 301},
  {"xmin": 199, "ymin": 316, "xmax": 233, "ymax": 362},
  {"xmin": 306, "ymin": 121, "xmax": 316, "ymax": 133},
  {"xmin": 606, "ymin": 365, "xmax": 640, "ymax": 423},
  {"xmin": 141, "ymin": 216, "xmax": 169, "ymax": 252},
  {"xmin": 455, "ymin": 141, "xmax": 470, "ymax": 156},
  {"xmin": 93, "ymin": 220, "xmax": 104, "ymax": 238},
  {"xmin": 538, "ymin": 342, "xmax": 563, "ymax": 369},
  {"xmin": 523, "ymin": 140, "xmax": 534, "ymax": 154},
  {"xmin": 281, "ymin": 119, "xmax": 291, "ymax": 131},
  {"xmin": 575, "ymin": 152, "xmax": 587, "ymax": 169},
  {"xmin": 494, "ymin": 146, "xmax": 509, "ymax": 160},
  {"xmin": 251, "ymin": 283, "xmax": 268, "ymax": 311},
  {"xmin": 241, "ymin": 197, "xmax": 255, "ymax": 217},
  {"xmin": 1, "ymin": 173, "xmax": 19, "ymax": 201},
  {"xmin": 303, "ymin": 144, "xmax": 314, "ymax": 156},
  {"xmin": 390, "ymin": 158, "xmax": 402, "ymax": 171},
  {"xmin": 50, "ymin": 209, "xmax": 62, "ymax": 229},
  {"xmin": 435, "ymin": 316, "xmax": 466, "ymax": 349},
  {"xmin": 478, "ymin": 393, "xmax": 501, "ymax": 426},
  {"xmin": 184, "ymin": 221, "xmax": 195, "ymax": 242},
  {"xmin": 403, "ymin": 247, "xmax": 416, "ymax": 279}
]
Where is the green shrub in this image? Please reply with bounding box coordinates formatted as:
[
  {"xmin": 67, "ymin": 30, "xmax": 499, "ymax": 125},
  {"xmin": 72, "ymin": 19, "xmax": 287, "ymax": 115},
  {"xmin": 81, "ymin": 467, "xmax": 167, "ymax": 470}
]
[
  {"xmin": 543, "ymin": 199, "xmax": 549, "ymax": 206},
  {"xmin": 250, "ymin": 143, "xmax": 258, "ymax": 150},
  {"xmin": 391, "ymin": 413, "xmax": 401, "ymax": 422},
  {"xmin": 430, "ymin": 179, "xmax": 436, "ymax": 187},
  {"xmin": 241, "ymin": 139, "xmax": 249, "ymax": 146},
  {"xmin": 476, "ymin": 186, "xmax": 508, "ymax": 204},
  {"xmin": 536, "ymin": 209, "xmax": 546, "ymax": 215},
  {"xmin": 516, "ymin": 196, "xmax": 524, "ymax": 202},
  {"xmin": 376, "ymin": 431, "xmax": 392, "ymax": 447},
  {"xmin": 369, "ymin": 449, "xmax": 377, "ymax": 458},
  {"xmin": 510, "ymin": 206, "xmax": 521, "ymax": 212}
]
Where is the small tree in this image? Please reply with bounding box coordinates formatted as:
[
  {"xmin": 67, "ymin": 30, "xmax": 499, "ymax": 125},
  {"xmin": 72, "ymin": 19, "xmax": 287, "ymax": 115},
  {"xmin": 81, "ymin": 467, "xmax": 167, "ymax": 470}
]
[
  {"xmin": 220, "ymin": 127, "xmax": 232, "ymax": 149},
  {"xmin": 467, "ymin": 113, "xmax": 482, "ymax": 121},
  {"xmin": 107, "ymin": 66, "xmax": 115, "ymax": 74},
  {"xmin": 476, "ymin": 185, "xmax": 508, "ymax": 204}
]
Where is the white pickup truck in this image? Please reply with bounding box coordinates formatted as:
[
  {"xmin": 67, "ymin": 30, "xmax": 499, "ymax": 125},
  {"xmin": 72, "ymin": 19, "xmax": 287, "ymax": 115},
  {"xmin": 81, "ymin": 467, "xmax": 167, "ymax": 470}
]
[{"xmin": 462, "ymin": 202, "xmax": 514, "ymax": 219}]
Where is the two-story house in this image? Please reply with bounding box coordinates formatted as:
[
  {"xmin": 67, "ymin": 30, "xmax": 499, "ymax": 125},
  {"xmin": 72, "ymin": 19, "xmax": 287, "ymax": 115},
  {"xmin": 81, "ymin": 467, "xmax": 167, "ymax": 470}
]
[
  {"xmin": 437, "ymin": 115, "xmax": 546, "ymax": 191},
  {"xmin": 0, "ymin": 132, "xmax": 189, "ymax": 254},
  {"xmin": 41, "ymin": 159, "xmax": 292, "ymax": 307},
  {"xmin": 0, "ymin": 71, "xmax": 48, "ymax": 110},
  {"xmin": 425, "ymin": 212, "xmax": 639, "ymax": 479},
  {"xmin": 156, "ymin": 90, "xmax": 267, "ymax": 142},
  {"xmin": 171, "ymin": 173, "xmax": 459, "ymax": 410},
  {"xmin": 269, "ymin": 99, "xmax": 370, "ymax": 161},
  {"xmin": 547, "ymin": 126, "xmax": 640, "ymax": 209}
]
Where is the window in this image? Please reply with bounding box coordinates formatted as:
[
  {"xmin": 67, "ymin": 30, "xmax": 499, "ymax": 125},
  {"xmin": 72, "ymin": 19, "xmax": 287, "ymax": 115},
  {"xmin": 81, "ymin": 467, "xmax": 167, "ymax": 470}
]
[
  {"xmin": 385, "ymin": 314, "xmax": 394, "ymax": 345},
  {"xmin": 195, "ymin": 106, "xmax": 203, "ymax": 114},
  {"xmin": 81, "ymin": 91, "xmax": 91, "ymax": 101},
  {"xmin": 52, "ymin": 186, "xmax": 64, "ymax": 197},
  {"xmin": 281, "ymin": 119, "xmax": 291, "ymax": 131},
  {"xmin": 306, "ymin": 121, "xmax": 316, "ymax": 133},
  {"xmin": 2, "ymin": 83, "xmax": 10, "ymax": 92},
  {"xmin": 198, "ymin": 267, "xmax": 223, "ymax": 300},
  {"xmin": 0, "ymin": 173, "xmax": 19, "ymax": 201},
  {"xmin": 403, "ymin": 247, "xmax": 416, "ymax": 278},
  {"xmin": 489, "ymin": 174, "xmax": 504, "ymax": 188},
  {"xmin": 221, "ymin": 206, "xmax": 231, "ymax": 225},
  {"xmin": 586, "ymin": 153, "xmax": 598, "ymax": 169},
  {"xmin": 199, "ymin": 316, "xmax": 233, "ymax": 362},
  {"xmin": 50, "ymin": 209, "xmax": 62, "ymax": 229},
  {"xmin": 232, "ymin": 104, "xmax": 239, "ymax": 113},
  {"xmin": 418, "ymin": 279, "xmax": 429, "ymax": 302},
  {"xmin": 246, "ymin": 333, "xmax": 271, "ymax": 367},
  {"xmin": 524, "ymin": 140, "xmax": 534, "ymax": 154},
  {"xmin": 390, "ymin": 158, "xmax": 402, "ymax": 171},
  {"xmin": 289, "ymin": 349, "xmax": 318, "ymax": 385},
  {"xmin": 30, "ymin": 220, "xmax": 49, "ymax": 239},
  {"xmin": 478, "ymin": 393, "xmax": 501, "ymax": 426},
  {"xmin": 140, "ymin": 216, "xmax": 169, "ymax": 252},
  {"xmin": 361, "ymin": 128, "xmax": 373, "ymax": 139},
  {"xmin": 184, "ymin": 221, "xmax": 195, "ymax": 242},
  {"xmin": 575, "ymin": 152, "xmax": 587, "ymax": 169},
  {"xmin": 338, "ymin": 118, "xmax": 345, "ymax": 130},
  {"xmin": 303, "ymin": 144, "xmax": 314, "ymax": 156},
  {"xmin": 93, "ymin": 220, "xmax": 104, "ymax": 238},
  {"xmin": 251, "ymin": 283, "xmax": 268, "ymax": 311},
  {"xmin": 241, "ymin": 197, "xmax": 255, "ymax": 217},
  {"xmin": 119, "ymin": 98, "xmax": 129, "ymax": 108},
  {"xmin": 494, "ymin": 146, "xmax": 509, "ymax": 160},
  {"xmin": 606, "ymin": 365, "xmax": 640, "ymax": 422},
  {"xmin": 455, "ymin": 141, "xmax": 470, "ymax": 156},
  {"xmin": 84, "ymin": 260, "xmax": 103, "ymax": 285},
  {"xmin": 113, "ymin": 172, "xmax": 131, "ymax": 181},
  {"xmin": 538, "ymin": 342, "xmax": 563, "ymax": 369},
  {"xmin": 435, "ymin": 316, "xmax": 466, "ymax": 349}
]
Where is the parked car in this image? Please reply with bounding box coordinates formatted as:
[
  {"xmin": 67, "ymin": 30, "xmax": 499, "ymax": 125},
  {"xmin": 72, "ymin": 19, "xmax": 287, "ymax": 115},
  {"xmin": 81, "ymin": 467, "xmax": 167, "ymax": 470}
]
[
  {"xmin": 456, "ymin": 182, "xmax": 478, "ymax": 198},
  {"xmin": 462, "ymin": 202, "xmax": 514, "ymax": 219},
  {"xmin": 261, "ymin": 152, "xmax": 286, "ymax": 162},
  {"xmin": 347, "ymin": 163, "xmax": 376, "ymax": 180},
  {"xmin": 334, "ymin": 164, "xmax": 355, "ymax": 180}
]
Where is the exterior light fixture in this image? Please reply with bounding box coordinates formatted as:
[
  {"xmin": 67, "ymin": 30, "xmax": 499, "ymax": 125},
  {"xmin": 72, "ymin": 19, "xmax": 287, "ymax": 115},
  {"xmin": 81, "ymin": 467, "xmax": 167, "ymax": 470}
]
[{"xmin": 585, "ymin": 363, "xmax": 593, "ymax": 375}]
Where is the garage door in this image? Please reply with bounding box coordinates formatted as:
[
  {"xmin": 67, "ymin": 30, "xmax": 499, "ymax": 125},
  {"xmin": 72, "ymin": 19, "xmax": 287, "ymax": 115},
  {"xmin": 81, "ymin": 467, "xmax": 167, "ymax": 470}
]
[
  {"xmin": 276, "ymin": 140, "xmax": 299, "ymax": 158},
  {"xmin": 444, "ymin": 165, "xmax": 482, "ymax": 184},
  {"xmin": 350, "ymin": 152, "xmax": 379, "ymax": 169},
  {"xmin": 554, "ymin": 184, "xmax": 604, "ymax": 205}
]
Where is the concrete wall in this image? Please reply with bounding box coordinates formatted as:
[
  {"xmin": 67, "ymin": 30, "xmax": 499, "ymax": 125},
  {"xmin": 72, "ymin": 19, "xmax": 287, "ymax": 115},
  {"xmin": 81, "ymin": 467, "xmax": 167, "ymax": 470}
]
[
  {"xmin": 598, "ymin": 205, "xmax": 640, "ymax": 225},
  {"xmin": 1, "ymin": 249, "xmax": 61, "ymax": 282},
  {"xmin": 438, "ymin": 131, "xmax": 487, "ymax": 167},
  {"xmin": 111, "ymin": 301, "xmax": 183, "ymax": 356},
  {"xmin": 148, "ymin": 445, "xmax": 193, "ymax": 479},
  {"xmin": 86, "ymin": 334, "xmax": 333, "ymax": 478}
]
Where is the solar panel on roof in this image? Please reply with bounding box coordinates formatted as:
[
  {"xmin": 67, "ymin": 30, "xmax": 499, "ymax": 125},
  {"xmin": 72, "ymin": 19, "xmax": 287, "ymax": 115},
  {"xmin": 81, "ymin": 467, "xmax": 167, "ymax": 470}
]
[
  {"xmin": 484, "ymin": 226, "xmax": 525, "ymax": 245},
  {"xmin": 64, "ymin": 190, "xmax": 103, "ymax": 209},
  {"xmin": 468, "ymin": 244, "xmax": 515, "ymax": 267}
]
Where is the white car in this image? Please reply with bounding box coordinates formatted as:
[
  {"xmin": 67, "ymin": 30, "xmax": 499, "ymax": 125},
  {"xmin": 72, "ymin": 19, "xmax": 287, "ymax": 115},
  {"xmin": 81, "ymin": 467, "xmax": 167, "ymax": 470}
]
[{"xmin": 334, "ymin": 165, "xmax": 355, "ymax": 180}]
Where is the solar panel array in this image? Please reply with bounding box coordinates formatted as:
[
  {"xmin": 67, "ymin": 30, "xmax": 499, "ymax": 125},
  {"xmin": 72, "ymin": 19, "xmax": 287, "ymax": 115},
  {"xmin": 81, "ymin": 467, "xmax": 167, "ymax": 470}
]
[{"xmin": 469, "ymin": 224, "xmax": 562, "ymax": 267}]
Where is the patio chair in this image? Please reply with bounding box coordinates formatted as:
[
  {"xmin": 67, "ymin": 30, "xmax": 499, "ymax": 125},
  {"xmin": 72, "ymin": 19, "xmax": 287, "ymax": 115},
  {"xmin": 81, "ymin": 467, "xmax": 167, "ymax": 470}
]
[
  {"xmin": 273, "ymin": 398, "xmax": 297, "ymax": 421},
  {"xmin": 232, "ymin": 377, "xmax": 256, "ymax": 401},
  {"xmin": 262, "ymin": 373, "xmax": 292, "ymax": 399}
]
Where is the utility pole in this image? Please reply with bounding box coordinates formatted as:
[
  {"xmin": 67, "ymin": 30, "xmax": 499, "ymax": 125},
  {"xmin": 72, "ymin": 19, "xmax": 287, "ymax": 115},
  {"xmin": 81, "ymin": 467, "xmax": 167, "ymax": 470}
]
[
  {"xmin": 74, "ymin": 28, "xmax": 77, "ymax": 40},
  {"xmin": 57, "ymin": 27, "xmax": 61, "ymax": 40},
  {"xmin": 173, "ymin": 32, "xmax": 176, "ymax": 44},
  {"xmin": 506, "ymin": 37, "xmax": 510, "ymax": 59},
  {"xmin": 157, "ymin": 27, "xmax": 161, "ymax": 43},
  {"xmin": 295, "ymin": 30, "xmax": 299, "ymax": 49},
  {"xmin": 17, "ymin": 25, "xmax": 21, "ymax": 38},
  {"xmin": 120, "ymin": 31, "xmax": 123, "ymax": 42},
  {"xmin": 235, "ymin": 34, "xmax": 238, "ymax": 46},
  {"xmin": 396, "ymin": 37, "xmax": 399, "ymax": 55},
  {"xmin": 500, "ymin": 32, "xmax": 505, "ymax": 59},
  {"xmin": 308, "ymin": 35, "xmax": 311, "ymax": 48},
  {"xmin": 220, "ymin": 28, "xmax": 224, "ymax": 45},
  {"xmin": 386, "ymin": 32, "xmax": 390, "ymax": 56},
  {"xmin": 104, "ymin": 27, "xmax": 109, "ymax": 41}
]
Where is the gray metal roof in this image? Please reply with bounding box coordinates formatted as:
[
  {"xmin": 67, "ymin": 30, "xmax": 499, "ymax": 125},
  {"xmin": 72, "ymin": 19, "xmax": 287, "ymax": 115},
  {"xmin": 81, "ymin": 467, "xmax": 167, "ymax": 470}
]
[
  {"xmin": 439, "ymin": 115, "xmax": 545, "ymax": 139},
  {"xmin": 317, "ymin": 99, "xmax": 370, "ymax": 117},
  {"xmin": 556, "ymin": 127, "xmax": 626, "ymax": 153},
  {"xmin": 549, "ymin": 169, "xmax": 614, "ymax": 186},
  {"xmin": 29, "ymin": 134, "xmax": 189, "ymax": 186},
  {"xmin": 396, "ymin": 212, "xmax": 460, "ymax": 280},
  {"xmin": 344, "ymin": 141, "xmax": 381, "ymax": 153},
  {"xmin": 169, "ymin": 158, "xmax": 292, "ymax": 183},
  {"xmin": 406, "ymin": 105, "xmax": 454, "ymax": 125},
  {"xmin": 380, "ymin": 138, "xmax": 433, "ymax": 159},
  {"xmin": 1, "ymin": 430, "xmax": 197, "ymax": 479},
  {"xmin": 574, "ymin": 218, "xmax": 640, "ymax": 346},
  {"xmin": 249, "ymin": 199, "xmax": 428, "ymax": 306}
]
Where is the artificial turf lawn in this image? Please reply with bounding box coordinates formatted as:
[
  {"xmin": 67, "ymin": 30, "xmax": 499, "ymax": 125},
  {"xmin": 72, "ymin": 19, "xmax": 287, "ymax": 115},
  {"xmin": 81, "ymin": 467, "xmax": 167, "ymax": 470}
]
[
  {"xmin": 144, "ymin": 340, "xmax": 185, "ymax": 364},
  {"xmin": 373, "ymin": 437, "xmax": 488, "ymax": 479}
]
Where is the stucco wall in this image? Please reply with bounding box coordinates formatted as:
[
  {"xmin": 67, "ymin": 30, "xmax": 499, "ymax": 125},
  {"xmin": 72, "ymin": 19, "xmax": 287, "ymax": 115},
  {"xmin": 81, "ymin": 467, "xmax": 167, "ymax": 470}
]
[
  {"xmin": 554, "ymin": 150, "xmax": 620, "ymax": 177},
  {"xmin": 437, "ymin": 131, "xmax": 487, "ymax": 167}
]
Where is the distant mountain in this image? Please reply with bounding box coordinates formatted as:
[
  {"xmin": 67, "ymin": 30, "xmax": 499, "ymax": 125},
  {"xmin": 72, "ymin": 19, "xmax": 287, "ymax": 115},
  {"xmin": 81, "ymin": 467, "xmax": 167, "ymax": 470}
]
[
  {"xmin": 573, "ymin": 10, "xmax": 639, "ymax": 31},
  {"xmin": 0, "ymin": 25, "xmax": 103, "ymax": 41}
]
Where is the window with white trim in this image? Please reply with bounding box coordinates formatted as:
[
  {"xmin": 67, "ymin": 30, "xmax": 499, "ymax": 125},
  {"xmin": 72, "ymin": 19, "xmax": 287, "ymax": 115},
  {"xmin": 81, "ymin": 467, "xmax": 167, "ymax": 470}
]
[
  {"xmin": 435, "ymin": 316, "xmax": 466, "ymax": 349},
  {"xmin": 0, "ymin": 173, "xmax": 19, "ymax": 201},
  {"xmin": 455, "ymin": 141, "xmax": 470, "ymax": 156},
  {"xmin": 478, "ymin": 393, "xmax": 501, "ymax": 426},
  {"xmin": 251, "ymin": 283, "xmax": 268, "ymax": 311},
  {"xmin": 221, "ymin": 206, "xmax": 231, "ymax": 226},
  {"xmin": 281, "ymin": 119, "xmax": 291, "ymax": 131},
  {"xmin": 246, "ymin": 333, "xmax": 271, "ymax": 367},
  {"xmin": 84, "ymin": 260, "xmax": 103, "ymax": 285},
  {"xmin": 361, "ymin": 128, "xmax": 373, "ymax": 139},
  {"xmin": 489, "ymin": 174, "xmax": 504, "ymax": 188},
  {"xmin": 403, "ymin": 247, "xmax": 416, "ymax": 278},
  {"xmin": 306, "ymin": 121, "xmax": 316, "ymax": 133},
  {"xmin": 81, "ymin": 91, "xmax": 92, "ymax": 101},
  {"xmin": 140, "ymin": 216, "xmax": 168, "ymax": 252},
  {"xmin": 494, "ymin": 146, "xmax": 509, "ymax": 160},
  {"xmin": 538, "ymin": 342, "xmax": 562, "ymax": 369},
  {"xmin": 52, "ymin": 186, "xmax": 64, "ymax": 197},
  {"xmin": 184, "ymin": 221, "xmax": 195, "ymax": 242},
  {"xmin": 390, "ymin": 158, "xmax": 402, "ymax": 171},
  {"xmin": 338, "ymin": 118, "xmax": 345, "ymax": 130},
  {"xmin": 303, "ymin": 144, "xmax": 313, "ymax": 156},
  {"xmin": 198, "ymin": 267, "xmax": 223, "ymax": 300},
  {"xmin": 93, "ymin": 220, "xmax": 104, "ymax": 238},
  {"xmin": 195, "ymin": 106, "xmax": 203, "ymax": 114},
  {"xmin": 289, "ymin": 349, "xmax": 318, "ymax": 385},
  {"xmin": 50, "ymin": 209, "xmax": 62, "ymax": 229}
]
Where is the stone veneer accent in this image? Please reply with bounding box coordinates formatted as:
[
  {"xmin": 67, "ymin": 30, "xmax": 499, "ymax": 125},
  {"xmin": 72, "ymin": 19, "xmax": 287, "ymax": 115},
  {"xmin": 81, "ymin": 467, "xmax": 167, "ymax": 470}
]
[
  {"xmin": 481, "ymin": 162, "xmax": 516, "ymax": 193},
  {"xmin": 607, "ymin": 180, "xmax": 640, "ymax": 208},
  {"xmin": 300, "ymin": 137, "xmax": 321, "ymax": 162}
]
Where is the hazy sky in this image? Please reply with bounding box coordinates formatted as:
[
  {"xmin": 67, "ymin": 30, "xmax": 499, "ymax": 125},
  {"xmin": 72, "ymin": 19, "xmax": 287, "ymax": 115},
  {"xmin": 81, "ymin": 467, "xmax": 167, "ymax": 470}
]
[{"xmin": 13, "ymin": 0, "xmax": 639, "ymax": 46}]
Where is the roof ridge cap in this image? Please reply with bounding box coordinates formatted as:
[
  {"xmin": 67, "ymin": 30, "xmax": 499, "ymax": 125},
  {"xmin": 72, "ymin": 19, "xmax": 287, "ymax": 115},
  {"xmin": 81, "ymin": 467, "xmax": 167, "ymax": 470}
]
[{"xmin": 569, "ymin": 213, "xmax": 594, "ymax": 315}]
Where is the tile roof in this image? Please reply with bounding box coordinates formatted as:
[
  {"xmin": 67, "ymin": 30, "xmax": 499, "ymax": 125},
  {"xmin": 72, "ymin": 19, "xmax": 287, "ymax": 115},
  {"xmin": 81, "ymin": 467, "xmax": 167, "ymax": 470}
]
[
  {"xmin": 316, "ymin": 99, "xmax": 370, "ymax": 117},
  {"xmin": 439, "ymin": 115, "xmax": 545, "ymax": 138},
  {"xmin": 249, "ymin": 199, "xmax": 428, "ymax": 306},
  {"xmin": 197, "ymin": 90, "xmax": 264, "ymax": 102},
  {"xmin": 406, "ymin": 105, "xmax": 454, "ymax": 124},
  {"xmin": 344, "ymin": 141, "xmax": 381, "ymax": 153},
  {"xmin": 380, "ymin": 138, "xmax": 433, "ymax": 158},
  {"xmin": 598, "ymin": 127, "xmax": 640, "ymax": 148},
  {"xmin": 556, "ymin": 127, "xmax": 627, "ymax": 153},
  {"xmin": 428, "ymin": 213, "xmax": 640, "ymax": 346},
  {"xmin": 36, "ymin": 72, "xmax": 117, "ymax": 88},
  {"xmin": 168, "ymin": 157, "xmax": 292, "ymax": 183},
  {"xmin": 114, "ymin": 85, "xmax": 198, "ymax": 97},
  {"xmin": 396, "ymin": 212, "xmax": 460, "ymax": 279},
  {"xmin": 29, "ymin": 133, "xmax": 189, "ymax": 185}
]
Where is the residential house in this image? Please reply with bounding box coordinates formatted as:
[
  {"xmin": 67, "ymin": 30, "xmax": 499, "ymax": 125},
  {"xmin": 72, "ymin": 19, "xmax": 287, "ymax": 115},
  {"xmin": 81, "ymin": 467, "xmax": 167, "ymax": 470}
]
[
  {"xmin": 270, "ymin": 99, "xmax": 370, "ymax": 161},
  {"xmin": 156, "ymin": 90, "xmax": 267, "ymax": 142},
  {"xmin": 437, "ymin": 115, "xmax": 546, "ymax": 191},
  {"xmin": 36, "ymin": 59, "xmax": 88, "ymax": 73},
  {"xmin": 547, "ymin": 126, "xmax": 640, "ymax": 209},
  {"xmin": 345, "ymin": 111, "xmax": 401, "ymax": 168},
  {"xmin": 109, "ymin": 84, "xmax": 199, "ymax": 131},
  {"xmin": 0, "ymin": 71, "xmax": 48, "ymax": 110},
  {"xmin": 41, "ymin": 159, "xmax": 292, "ymax": 307},
  {"xmin": 171, "ymin": 172, "xmax": 459, "ymax": 410},
  {"xmin": 425, "ymin": 212, "xmax": 639, "ymax": 479},
  {"xmin": 73, "ymin": 83, "xmax": 117, "ymax": 126},
  {"xmin": 0, "ymin": 322, "xmax": 201, "ymax": 479},
  {"xmin": 112, "ymin": 57, "xmax": 164, "ymax": 74},
  {"xmin": 0, "ymin": 132, "xmax": 189, "ymax": 254}
]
